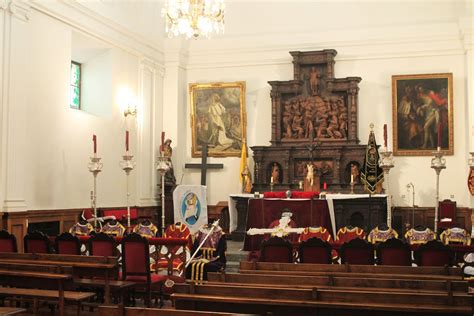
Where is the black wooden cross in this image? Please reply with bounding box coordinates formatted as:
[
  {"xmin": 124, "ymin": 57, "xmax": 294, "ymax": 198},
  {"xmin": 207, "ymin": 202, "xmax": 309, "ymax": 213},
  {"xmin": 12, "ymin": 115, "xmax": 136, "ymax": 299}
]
[{"xmin": 185, "ymin": 144, "xmax": 224, "ymax": 185}]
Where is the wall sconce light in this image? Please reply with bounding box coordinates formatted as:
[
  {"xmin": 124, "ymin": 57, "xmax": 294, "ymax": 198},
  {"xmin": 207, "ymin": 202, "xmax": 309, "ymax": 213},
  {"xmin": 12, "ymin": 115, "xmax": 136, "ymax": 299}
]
[{"xmin": 124, "ymin": 104, "xmax": 137, "ymax": 118}]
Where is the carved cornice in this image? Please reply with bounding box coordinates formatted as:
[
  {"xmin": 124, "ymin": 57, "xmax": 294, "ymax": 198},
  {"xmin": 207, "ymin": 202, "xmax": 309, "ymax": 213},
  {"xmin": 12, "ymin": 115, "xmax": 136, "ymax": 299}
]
[{"xmin": 8, "ymin": 0, "xmax": 30, "ymax": 22}]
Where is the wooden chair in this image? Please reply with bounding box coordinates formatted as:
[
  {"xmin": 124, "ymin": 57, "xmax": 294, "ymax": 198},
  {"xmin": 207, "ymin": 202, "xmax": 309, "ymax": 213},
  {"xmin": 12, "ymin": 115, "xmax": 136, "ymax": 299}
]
[
  {"xmin": 298, "ymin": 237, "xmax": 332, "ymax": 264},
  {"xmin": 260, "ymin": 236, "xmax": 293, "ymax": 263},
  {"xmin": 88, "ymin": 232, "xmax": 117, "ymax": 257},
  {"xmin": 55, "ymin": 232, "xmax": 81, "ymax": 255},
  {"xmin": 340, "ymin": 238, "xmax": 374, "ymax": 265},
  {"xmin": 24, "ymin": 230, "xmax": 52, "ymax": 254},
  {"xmin": 121, "ymin": 233, "xmax": 166, "ymax": 307},
  {"xmin": 438, "ymin": 199, "xmax": 456, "ymax": 229},
  {"xmin": 0, "ymin": 230, "xmax": 17, "ymax": 253},
  {"xmin": 414, "ymin": 240, "xmax": 454, "ymax": 267},
  {"xmin": 376, "ymin": 238, "xmax": 412, "ymax": 266}
]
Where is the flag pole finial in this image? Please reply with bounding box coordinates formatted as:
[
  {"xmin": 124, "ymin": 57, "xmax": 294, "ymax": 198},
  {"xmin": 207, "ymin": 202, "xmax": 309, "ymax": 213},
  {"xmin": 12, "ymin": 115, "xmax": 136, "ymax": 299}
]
[{"xmin": 369, "ymin": 123, "xmax": 374, "ymax": 131}]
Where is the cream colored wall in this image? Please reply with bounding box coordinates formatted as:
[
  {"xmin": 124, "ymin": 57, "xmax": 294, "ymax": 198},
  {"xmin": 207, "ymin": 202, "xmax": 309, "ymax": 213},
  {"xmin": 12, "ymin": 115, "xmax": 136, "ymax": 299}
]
[{"xmin": 0, "ymin": 1, "xmax": 164, "ymax": 212}]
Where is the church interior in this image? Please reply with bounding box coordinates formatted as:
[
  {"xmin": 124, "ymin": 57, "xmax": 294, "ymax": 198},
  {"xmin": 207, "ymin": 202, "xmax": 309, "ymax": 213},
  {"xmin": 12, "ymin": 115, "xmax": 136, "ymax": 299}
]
[{"xmin": 0, "ymin": 0, "xmax": 473, "ymax": 315}]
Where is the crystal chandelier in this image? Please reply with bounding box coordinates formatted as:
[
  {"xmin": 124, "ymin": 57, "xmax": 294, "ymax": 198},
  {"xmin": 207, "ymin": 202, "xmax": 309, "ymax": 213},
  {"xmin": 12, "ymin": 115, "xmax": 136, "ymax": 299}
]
[{"xmin": 162, "ymin": 0, "xmax": 225, "ymax": 39}]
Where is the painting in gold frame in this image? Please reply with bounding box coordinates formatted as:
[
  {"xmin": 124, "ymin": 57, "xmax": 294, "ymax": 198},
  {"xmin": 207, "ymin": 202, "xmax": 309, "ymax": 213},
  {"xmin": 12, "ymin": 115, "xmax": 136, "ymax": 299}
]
[
  {"xmin": 392, "ymin": 73, "xmax": 453, "ymax": 156},
  {"xmin": 190, "ymin": 81, "xmax": 246, "ymax": 157}
]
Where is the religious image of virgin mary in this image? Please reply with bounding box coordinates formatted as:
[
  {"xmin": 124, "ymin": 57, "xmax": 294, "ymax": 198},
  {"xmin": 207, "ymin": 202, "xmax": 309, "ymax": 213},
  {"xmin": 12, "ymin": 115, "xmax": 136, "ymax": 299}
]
[{"xmin": 181, "ymin": 192, "xmax": 201, "ymax": 225}]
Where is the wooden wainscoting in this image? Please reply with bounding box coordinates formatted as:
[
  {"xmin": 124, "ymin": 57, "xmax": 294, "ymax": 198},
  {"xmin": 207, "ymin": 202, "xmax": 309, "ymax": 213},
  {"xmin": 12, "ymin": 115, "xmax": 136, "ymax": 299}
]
[
  {"xmin": 392, "ymin": 206, "xmax": 472, "ymax": 236},
  {"xmin": 1, "ymin": 206, "xmax": 157, "ymax": 252}
]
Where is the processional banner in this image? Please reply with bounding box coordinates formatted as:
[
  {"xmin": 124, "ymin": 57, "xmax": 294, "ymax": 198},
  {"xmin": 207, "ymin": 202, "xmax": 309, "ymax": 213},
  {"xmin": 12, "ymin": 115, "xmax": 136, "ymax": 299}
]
[{"xmin": 173, "ymin": 185, "xmax": 208, "ymax": 234}]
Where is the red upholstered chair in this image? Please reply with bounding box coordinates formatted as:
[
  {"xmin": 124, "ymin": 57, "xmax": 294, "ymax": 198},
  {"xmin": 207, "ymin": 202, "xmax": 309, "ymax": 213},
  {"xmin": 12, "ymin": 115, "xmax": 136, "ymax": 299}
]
[
  {"xmin": 298, "ymin": 237, "xmax": 332, "ymax": 264},
  {"xmin": 24, "ymin": 231, "xmax": 52, "ymax": 254},
  {"xmin": 55, "ymin": 232, "xmax": 81, "ymax": 255},
  {"xmin": 103, "ymin": 208, "xmax": 138, "ymax": 224},
  {"xmin": 438, "ymin": 199, "xmax": 456, "ymax": 229},
  {"xmin": 260, "ymin": 236, "xmax": 293, "ymax": 263},
  {"xmin": 376, "ymin": 238, "xmax": 412, "ymax": 266},
  {"xmin": 0, "ymin": 230, "xmax": 17, "ymax": 253},
  {"xmin": 414, "ymin": 240, "xmax": 453, "ymax": 267},
  {"xmin": 88, "ymin": 232, "xmax": 117, "ymax": 257},
  {"xmin": 340, "ymin": 238, "xmax": 374, "ymax": 265},
  {"xmin": 121, "ymin": 233, "xmax": 165, "ymax": 307}
]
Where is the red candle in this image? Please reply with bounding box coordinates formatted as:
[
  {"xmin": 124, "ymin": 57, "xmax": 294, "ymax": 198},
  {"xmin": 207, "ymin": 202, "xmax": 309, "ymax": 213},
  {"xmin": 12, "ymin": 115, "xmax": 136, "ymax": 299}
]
[
  {"xmin": 92, "ymin": 134, "xmax": 97, "ymax": 154},
  {"xmin": 383, "ymin": 124, "xmax": 387, "ymax": 148},
  {"xmin": 323, "ymin": 182, "xmax": 327, "ymax": 190},
  {"xmin": 126, "ymin": 130, "xmax": 129, "ymax": 152},
  {"xmin": 437, "ymin": 123, "xmax": 442, "ymax": 149}
]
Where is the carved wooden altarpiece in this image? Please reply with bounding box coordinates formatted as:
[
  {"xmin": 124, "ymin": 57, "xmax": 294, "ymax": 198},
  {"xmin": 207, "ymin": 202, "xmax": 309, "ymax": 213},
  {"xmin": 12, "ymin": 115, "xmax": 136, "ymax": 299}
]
[{"xmin": 252, "ymin": 50, "xmax": 367, "ymax": 192}]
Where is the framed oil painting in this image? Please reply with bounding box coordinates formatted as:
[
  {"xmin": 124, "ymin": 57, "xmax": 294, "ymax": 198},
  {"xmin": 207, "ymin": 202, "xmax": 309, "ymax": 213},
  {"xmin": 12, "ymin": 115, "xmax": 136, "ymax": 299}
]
[
  {"xmin": 392, "ymin": 73, "xmax": 453, "ymax": 156},
  {"xmin": 190, "ymin": 81, "xmax": 246, "ymax": 157}
]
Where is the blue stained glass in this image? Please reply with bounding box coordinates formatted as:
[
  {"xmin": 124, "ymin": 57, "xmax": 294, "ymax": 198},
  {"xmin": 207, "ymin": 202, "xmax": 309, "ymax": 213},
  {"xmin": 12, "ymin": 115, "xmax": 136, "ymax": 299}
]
[{"xmin": 69, "ymin": 61, "xmax": 81, "ymax": 109}]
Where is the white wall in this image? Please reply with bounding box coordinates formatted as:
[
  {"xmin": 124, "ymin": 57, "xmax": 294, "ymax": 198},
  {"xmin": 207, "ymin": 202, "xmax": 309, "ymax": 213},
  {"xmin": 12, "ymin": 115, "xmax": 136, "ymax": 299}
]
[{"xmin": 0, "ymin": 1, "xmax": 163, "ymax": 212}]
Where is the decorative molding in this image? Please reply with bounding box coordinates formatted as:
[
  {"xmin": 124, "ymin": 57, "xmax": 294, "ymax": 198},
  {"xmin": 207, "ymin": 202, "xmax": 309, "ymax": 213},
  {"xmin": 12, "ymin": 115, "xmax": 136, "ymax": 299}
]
[
  {"xmin": 3, "ymin": 199, "xmax": 28, "ymax": 212},
  {"xmin": 8, "ymin": 0, "xmax": 30, "ymax": 21},
  {"xmin": 0, "ymin": 0, "xmax": 9, "ymax": 11}
]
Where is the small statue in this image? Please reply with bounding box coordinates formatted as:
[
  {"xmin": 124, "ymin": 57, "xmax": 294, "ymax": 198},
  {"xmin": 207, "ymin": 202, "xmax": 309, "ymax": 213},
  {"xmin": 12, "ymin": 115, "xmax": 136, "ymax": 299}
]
[
  {"xmin": 241, "ymin": 165, "xmax": 253, "ymax": 194},
  {"xmin": 161, "ymin": 138, "xmax": 176, "ymax": 185},
  {"xmin": 351, "ymin": 163, "xmax": 359, "ymax": 184},
  {"xmin": 271, "ymin": 163, "xmax": 280, "ymax": 183}
]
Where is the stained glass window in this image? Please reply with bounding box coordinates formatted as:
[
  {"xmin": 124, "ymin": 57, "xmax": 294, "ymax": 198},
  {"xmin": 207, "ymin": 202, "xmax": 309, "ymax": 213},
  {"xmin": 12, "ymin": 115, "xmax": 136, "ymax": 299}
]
[{"xmin": 69, "ymin": 61, "xmax": 81, "ymax": 109}]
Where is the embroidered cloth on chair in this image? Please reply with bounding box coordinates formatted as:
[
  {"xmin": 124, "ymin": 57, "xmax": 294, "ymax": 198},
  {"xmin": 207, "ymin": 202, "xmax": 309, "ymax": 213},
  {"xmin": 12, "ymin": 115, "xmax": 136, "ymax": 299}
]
[
  {"xmin": 69, "ymin": 222, "xmax": 94, "ymax": 236},
  {"xmin": 367, "ymin": 226, "xmax": 398, "ymax": 244}
]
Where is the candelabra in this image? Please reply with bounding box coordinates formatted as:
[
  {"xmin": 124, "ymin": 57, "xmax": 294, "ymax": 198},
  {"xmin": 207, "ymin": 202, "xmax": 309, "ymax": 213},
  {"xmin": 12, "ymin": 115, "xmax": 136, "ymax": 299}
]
[
  {"xmin": 87, "ymin": 156, "xmax": 103, "ymax": 228},
  {"xmin": 431, "ymin": 149, "xmax": 446, "ymax": 233},
  {"xmin": 156, "ymin": 156, "xmax": 170, "ymax": 235},
  {"xmin": 379, "ymin": 148, "xmax": 395, "ymax": 227},
  {"xmin": 120, "ymin": 154, "xmax": 136, "ymax": 228}
]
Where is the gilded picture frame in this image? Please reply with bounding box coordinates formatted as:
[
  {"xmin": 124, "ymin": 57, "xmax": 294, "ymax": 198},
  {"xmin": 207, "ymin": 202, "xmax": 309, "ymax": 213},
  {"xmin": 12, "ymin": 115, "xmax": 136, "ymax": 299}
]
[
  {"xmin": 392, "ymin": 73, "xmax": 453, "ymax": 156},
  {"xmin": 190, "ymin": 81, "xmax": 246, "ymax": 157}
]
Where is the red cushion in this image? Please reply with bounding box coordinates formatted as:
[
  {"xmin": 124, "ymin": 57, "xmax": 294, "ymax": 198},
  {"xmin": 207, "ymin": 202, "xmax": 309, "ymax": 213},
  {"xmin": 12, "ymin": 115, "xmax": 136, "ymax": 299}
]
[
  {"xmin": 0, "ymin": 240, "xmax": 15, "ymax": 253},
  {"xmin": 420, "ymin": 250, "xmax": 450, "ymax": 266},
  {"xmin": 262, "ymin": 246, "xmax": 292, "ymax": 262},
  {"xmin": 291, "ymin": 191, "xmax": 319, "ymax": 199},
  {"xmin": 344, "ymin": 248, "xmax": 374, "ymax": 265},
  {"xmin": 301, "ymin": 247, "xmax": 330, "ymax": 264},
  {"xmin": 124, "ymin": 274, "xmax": 166, "ymax": 284},
  {"xmin": 91, "ymin": 241, "xmax": 115, "ymax": 257},
  {"xmin": 263, "ymin": 192, "xmax": 287, "ymax": 198},
  {"xmin": 379, "ymin": 248, "xmax": 411, "ymax": 266},
  {"xmin": 27, "ymin": 240, "xmax": 49, "ymax": 254},
  {"xmin": 124, "ymin": 242, "xmax": 147, "ymax": 273},
  {"xmin": 57, "ymin": 241, "xmax": 79, "ymax": 255}
]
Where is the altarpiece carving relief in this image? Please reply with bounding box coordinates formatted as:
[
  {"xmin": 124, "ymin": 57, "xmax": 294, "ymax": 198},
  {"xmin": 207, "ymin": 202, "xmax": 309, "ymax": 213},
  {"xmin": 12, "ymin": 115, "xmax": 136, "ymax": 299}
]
[{"xmin": 251, "ymin": 50, "xmax": 367, "ymax": 192}]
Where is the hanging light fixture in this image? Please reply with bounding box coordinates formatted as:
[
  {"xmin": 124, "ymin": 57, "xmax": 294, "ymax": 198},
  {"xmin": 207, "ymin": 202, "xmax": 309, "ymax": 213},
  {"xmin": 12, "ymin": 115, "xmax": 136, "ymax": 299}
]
[{"xmin": 162, "ymin": 0, "xmax": 225, "ymax": 39}]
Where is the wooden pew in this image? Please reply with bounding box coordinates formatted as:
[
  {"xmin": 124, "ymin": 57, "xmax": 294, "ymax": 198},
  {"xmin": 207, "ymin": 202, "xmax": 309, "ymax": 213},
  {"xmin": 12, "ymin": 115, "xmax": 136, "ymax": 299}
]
[
  {"xmin": 239, "ymin": 261, "xmax": 464, "ymax": 281},
  {"xmin": 99, "ymin": 305, "xmax": 256, "ymax": 316},
  {"xmin": 207, "ymin": 271, "xmax": 469, "ymax": 292},
  {"xmin": 171, "ymin": 282, "xmax": 473, "ymax": 316},
  {"xmin": 0, "ymin": 266, "xmax": 94, "ymax": 316},
  {"xmin": 0, "ymin": 252, "xmax": 118, "ymax": 304}
]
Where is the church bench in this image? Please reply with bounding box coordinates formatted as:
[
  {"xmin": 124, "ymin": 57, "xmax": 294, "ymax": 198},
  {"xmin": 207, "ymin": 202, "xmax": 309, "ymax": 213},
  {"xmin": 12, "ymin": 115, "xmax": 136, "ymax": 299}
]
[
  {"xmin": 74, "ymin": 278, "xmax": 136, "ymax": 304},
  {"xmin": 0, "ymin": 307, "xmax": 26, "ymax": 315},
  {"xmin": 239, "ymin": 261, "xmax": 463, "ymax": 276},
  {"xmin": 98, "ymin": 305, "xmax": 255, "ymax": 316},
  {"xmin": 172, "ymin": 290, "xmax": 472, "ymax": 316},
  {"xmin": 207, "ymin": 272, "xmax": 469, "ymax": 292},
  {"xmin": 0, "ymin": 252, "xmax": 118, "ymax": 304},
  {"xmin": 0, "ymin": 268, "xmax": 94, "ymax": 316}
]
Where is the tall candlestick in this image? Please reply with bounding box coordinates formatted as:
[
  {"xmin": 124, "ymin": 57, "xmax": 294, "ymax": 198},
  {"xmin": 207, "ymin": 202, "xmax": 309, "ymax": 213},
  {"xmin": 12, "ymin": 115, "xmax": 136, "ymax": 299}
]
[
  {"xmin": 383, "ymin": 124, "xmax": 387, "ymax": 148},
  {"xmin": 126, "ymin": 130, "xmax": 129, "ymax": 152},
  {"xmin": 437, "ymin": 122, "xmax": 442, "ymax": 150},
  {"xmin": 92, "ymin": 134, "xmax": 97, "ymax": 154}
]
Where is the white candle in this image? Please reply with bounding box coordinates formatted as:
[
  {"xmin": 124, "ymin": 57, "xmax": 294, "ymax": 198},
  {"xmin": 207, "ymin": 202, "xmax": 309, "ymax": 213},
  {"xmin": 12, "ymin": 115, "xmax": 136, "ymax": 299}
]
[
  {"xmin": 270, "ymin": 176, "xmax": 274, "ymax": 184},
  {"xmin": 351, "ymin": 174, "xmax": 354, "ymax": 183}
]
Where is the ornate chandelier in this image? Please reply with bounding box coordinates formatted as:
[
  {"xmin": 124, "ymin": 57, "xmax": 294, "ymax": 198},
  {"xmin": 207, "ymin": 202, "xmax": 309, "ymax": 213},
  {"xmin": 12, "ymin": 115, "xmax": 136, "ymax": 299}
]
[{"xmin": 161, "ymin": 0, "xmax": 225, "ymax": 39}]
